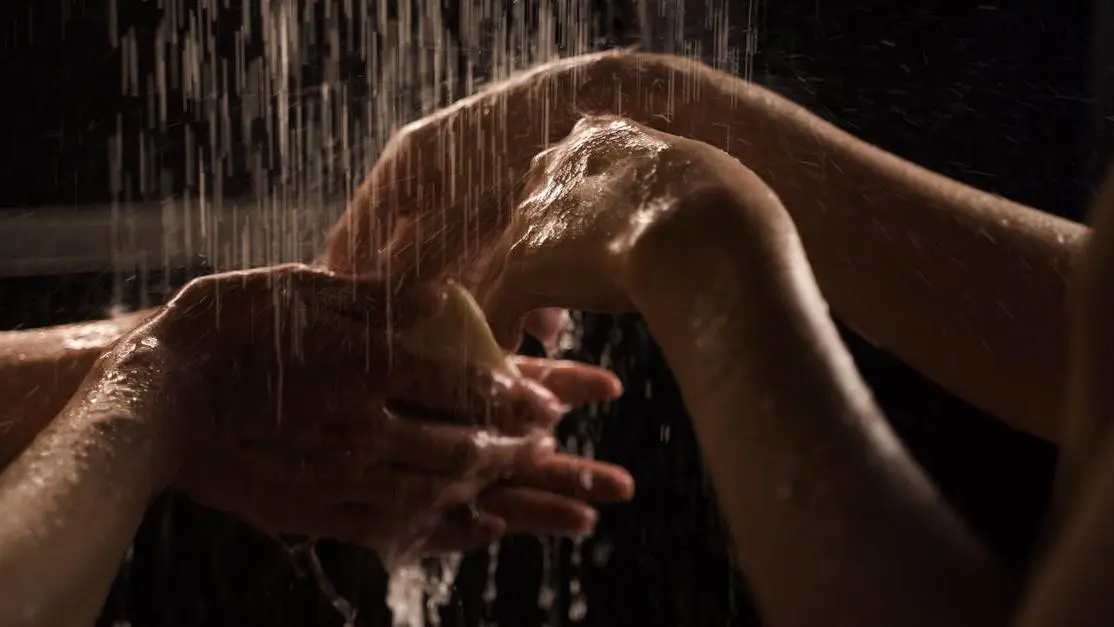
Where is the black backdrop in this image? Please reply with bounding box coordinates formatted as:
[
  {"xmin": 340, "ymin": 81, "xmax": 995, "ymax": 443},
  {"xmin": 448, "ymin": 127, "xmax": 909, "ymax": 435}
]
[{"xmin": 0, "ymin": 0, "xmax": 1103, "ymax": 625}]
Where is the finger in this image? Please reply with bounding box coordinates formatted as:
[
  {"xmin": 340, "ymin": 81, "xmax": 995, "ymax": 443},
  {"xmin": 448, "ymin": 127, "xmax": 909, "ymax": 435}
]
[
  {"xmin": 508, "ymin": 454, "xmax": 635, "ymax": 503},
  {"xmin": 512, "ymin": 357, "xmax": 624, "ymax": 406},
  {"xmin": 420, "ymin": 508, "xmax": 507, "ymax": 554},
  {"xmin": 387, "ymin": 356, "xmax": 566, "ymax": 434},
  {"xmin": 382, "ymin": 416, "xmax": 556, "ymax": 478},
  {"xmin": 480, "ymin": 272, "xmax": 532, "ymax": 352},
  {"xmin": 493, "ymin": 376, "xmax": 569, "ymax": 434},
  {"xmin": 476, "ymin": 487, "xmax": 598, "ymax": 536}
]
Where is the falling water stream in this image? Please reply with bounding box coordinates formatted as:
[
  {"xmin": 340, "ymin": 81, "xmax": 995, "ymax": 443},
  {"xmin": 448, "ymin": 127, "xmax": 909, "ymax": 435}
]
[{"xmin": 95, "ymin": 0, "xmax": 756, "ymax": 624}]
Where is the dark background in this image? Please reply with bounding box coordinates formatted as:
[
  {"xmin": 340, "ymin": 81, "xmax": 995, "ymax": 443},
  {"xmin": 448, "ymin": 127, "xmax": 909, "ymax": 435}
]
[{"xmin": 0, "ymin": 0, "xmax": 1105, "ymax": 625}]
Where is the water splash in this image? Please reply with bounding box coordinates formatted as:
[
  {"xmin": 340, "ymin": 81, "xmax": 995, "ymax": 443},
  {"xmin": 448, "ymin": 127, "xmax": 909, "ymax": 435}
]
[
  {"xmin": 386, "ymin": 553, "xmax": 464, "ymax": 627},
  {"xmin": 482, "ymin": 540, "xmax": 501, "ymax": 621},
  {"xmin": 307, "ymin": 543, "xmax": 359, "ymax": 627}
]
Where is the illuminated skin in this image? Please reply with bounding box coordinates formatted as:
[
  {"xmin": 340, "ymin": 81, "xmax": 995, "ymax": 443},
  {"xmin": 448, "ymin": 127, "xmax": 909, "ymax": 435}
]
[
  {"xmin": 321, "ymin": 52, "xmax": 1113, "ymax": 626},
  {"xmin": 482, "ymin": 117, "xmax": 1017, "ymax": 627},
  {"xmin": 327, "ymin": 50, "xmax": 1082, "ymax": 445},
  {"xmin": 486, "ymin": 115, "xmax": 1114, "ymax": 627},
  {"xmin": 2, "ymin": 49, "xmax": 1106, "ymax": 627},
  {"xmin": 0, "ymin": 265, "xmax": 635, "ymax": 627}
]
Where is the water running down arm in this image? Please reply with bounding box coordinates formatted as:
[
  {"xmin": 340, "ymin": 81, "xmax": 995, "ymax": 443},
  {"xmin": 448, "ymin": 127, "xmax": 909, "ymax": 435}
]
[{"xmin": 333, "ymin": 50, "xmax": 1085, "ymax": 441}]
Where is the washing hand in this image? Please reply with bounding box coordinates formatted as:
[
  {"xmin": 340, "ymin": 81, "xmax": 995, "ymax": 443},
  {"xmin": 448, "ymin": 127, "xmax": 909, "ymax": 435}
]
[{"xmin": 141, "ymin": 264, "xmax": 631, "ymax": 556}]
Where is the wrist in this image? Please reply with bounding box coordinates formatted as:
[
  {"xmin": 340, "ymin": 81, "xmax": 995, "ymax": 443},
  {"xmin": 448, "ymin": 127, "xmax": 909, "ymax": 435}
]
[
  {"xmin": 621, "ymin": 184, "xmax": 735, "ymax": 316},
  {"xmin": 619, "ymin": 172, "xmax": 809, "ymax": 357},
  {"xmin": 620, "ymin": 170, "xmax": 779, "ymax": 287},
  {"xmin": 93, "ymin": 318, "xmax": 192, "ymax": 491}
]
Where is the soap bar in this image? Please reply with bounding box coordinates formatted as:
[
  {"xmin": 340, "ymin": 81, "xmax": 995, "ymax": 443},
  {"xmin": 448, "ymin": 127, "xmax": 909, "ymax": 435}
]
[{"xmin": 396, "ymin": 282, "xmax": 519, "ymax": 376}]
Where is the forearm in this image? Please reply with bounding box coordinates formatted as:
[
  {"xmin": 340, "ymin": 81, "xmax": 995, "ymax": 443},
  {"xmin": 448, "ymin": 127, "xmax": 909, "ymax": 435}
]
[
  {"xmin": 0, "ymin": 310, "xmax": 154, "ymax": 469},
  {"xmin": 717, "ymin": 82, "xmax": 1083, "ymax": 441},
  {"xmin": 598, "ymin": 52, "xmax": 1084, "ymax": 440},
  {"xmin": 337, "ymin": 50, "xmax": 1078, "ymax": 437},
  {"xmin": 392, "ymin": 50, "xmax": 1080, "ymax": 438},
  {"xmin": 624, "ymin": 184, "xmax": 1015, "ymax": 627},
  {"xmin": 0, "ymin": 321, "xmax": 180, "ymax": 627}
]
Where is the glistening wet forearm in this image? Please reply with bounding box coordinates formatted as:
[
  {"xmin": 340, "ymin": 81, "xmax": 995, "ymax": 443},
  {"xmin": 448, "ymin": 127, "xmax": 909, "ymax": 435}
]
[
  {"xmin": 622, "ymin": 183, "xmax": 1015, "ymax": 627},
  {"xmin": 0, "ymin": 323, "xmax": 181, "ymax": 627},
  {"xmin": 0, "ymin": 310, "xmax": 156, "ymax": 469}
]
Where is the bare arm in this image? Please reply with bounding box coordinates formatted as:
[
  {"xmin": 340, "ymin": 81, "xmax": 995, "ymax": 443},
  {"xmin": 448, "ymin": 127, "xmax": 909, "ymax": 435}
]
[
  {"xmin": 693, "ymin": 68, "xmax": 1085, "ymax": 442},
  {"xmin": 620, "ymin": 175, "xmax": 1015, "ymax": 627},
  {"xmin": 1015, "ymin": 172, "xmax": 1114, "ymax": 619},
  {"xmin": 0, "ymin": 314, "xmax": 181, "ymax": 627},
  {"xmin": 334, "ymin": 50, "xmax": 1084, "ymax": 441},
  {"xmin": 0, "ymin": 310, "xmax": 154, "ymax": 470},
  {"xmin": 1018, "ymin": 429, "xmax": 1114, "ymax": 627}
]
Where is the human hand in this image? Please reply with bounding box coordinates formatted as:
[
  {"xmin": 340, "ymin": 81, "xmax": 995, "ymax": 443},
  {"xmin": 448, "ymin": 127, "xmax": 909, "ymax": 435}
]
[
  {"xmin": 320, "ymin": 54, "xmax": 669, "ymax": 349},
  {"xmin": 147, "ymin": 264, "xmax": 631, "ymax": 558},
  {"xmin": 475, "ymin": 115, "xmax": 729, "ymax": 348},
  {"xmin": 321, "ymin": 52, "xmax": 660, "ymax": 284}
]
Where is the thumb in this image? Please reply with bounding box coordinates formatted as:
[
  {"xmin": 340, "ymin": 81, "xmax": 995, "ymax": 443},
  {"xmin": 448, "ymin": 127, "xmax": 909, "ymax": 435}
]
[{"xmin": 482, "ymin": 274, "xmax": 534, "ymax": 352}]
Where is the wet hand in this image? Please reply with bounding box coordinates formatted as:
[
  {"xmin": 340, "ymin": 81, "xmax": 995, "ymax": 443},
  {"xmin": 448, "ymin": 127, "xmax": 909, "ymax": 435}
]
[
  {"xmin": 147, "ymin": 264, "xmax": 631, "ymax": 557},
  {"xmin": 476, "ymin": 115, "xmax": 725, "ymax": 349}
]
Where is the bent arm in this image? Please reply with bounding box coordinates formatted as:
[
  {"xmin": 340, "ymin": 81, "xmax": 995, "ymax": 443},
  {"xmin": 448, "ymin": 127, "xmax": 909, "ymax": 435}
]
[
  {"xmin": 1017, "ymin": 427, "xmax": 1114, "ymax": 627},
  {"xmin": 0, "ymin": 315, "xmax": 179, "ymax": 627},
  {"xmin": 0, "ymin": 310, "xmax": 154, "ymax": 470},
  {"xmin": 1019, "ymin": 172, "xmax": 1114, "ymax": 620},
  {"xmin": 621, "ymin": 176, "xmax": 1014, "ymax": 627},
  {"xmin": 334, "ymin": 50, "xmax": 1083, "ymax": 440}
]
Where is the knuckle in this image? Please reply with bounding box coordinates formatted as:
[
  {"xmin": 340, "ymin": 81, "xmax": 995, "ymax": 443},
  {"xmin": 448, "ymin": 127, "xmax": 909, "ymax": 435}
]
[{"xmin": 170, "ymin": 274, "xmax": 218, "ymax": 310}]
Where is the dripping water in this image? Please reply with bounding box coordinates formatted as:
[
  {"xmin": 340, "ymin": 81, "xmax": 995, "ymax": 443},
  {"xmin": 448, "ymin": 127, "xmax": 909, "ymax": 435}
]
[{"xmin": 92, "ymin": 0, "xmax": 761, "ymax": 624}]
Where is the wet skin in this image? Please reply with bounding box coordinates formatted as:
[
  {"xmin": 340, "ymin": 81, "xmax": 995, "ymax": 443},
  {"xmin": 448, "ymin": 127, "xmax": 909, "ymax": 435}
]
[
  {"xmin": 4, "ymin": 50, "xmax": 1114, "ymax": 627},
  {"xmin": 323, "ymin": 51, "xmax": 1114, "ymax": 627},
  {"xmin": 471, "ymin": 116, "xmax": 1114, "ymax": 627},
  {"xmin": 0, "ymin": 264, "xmax": 638, "ymax": 626}
]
